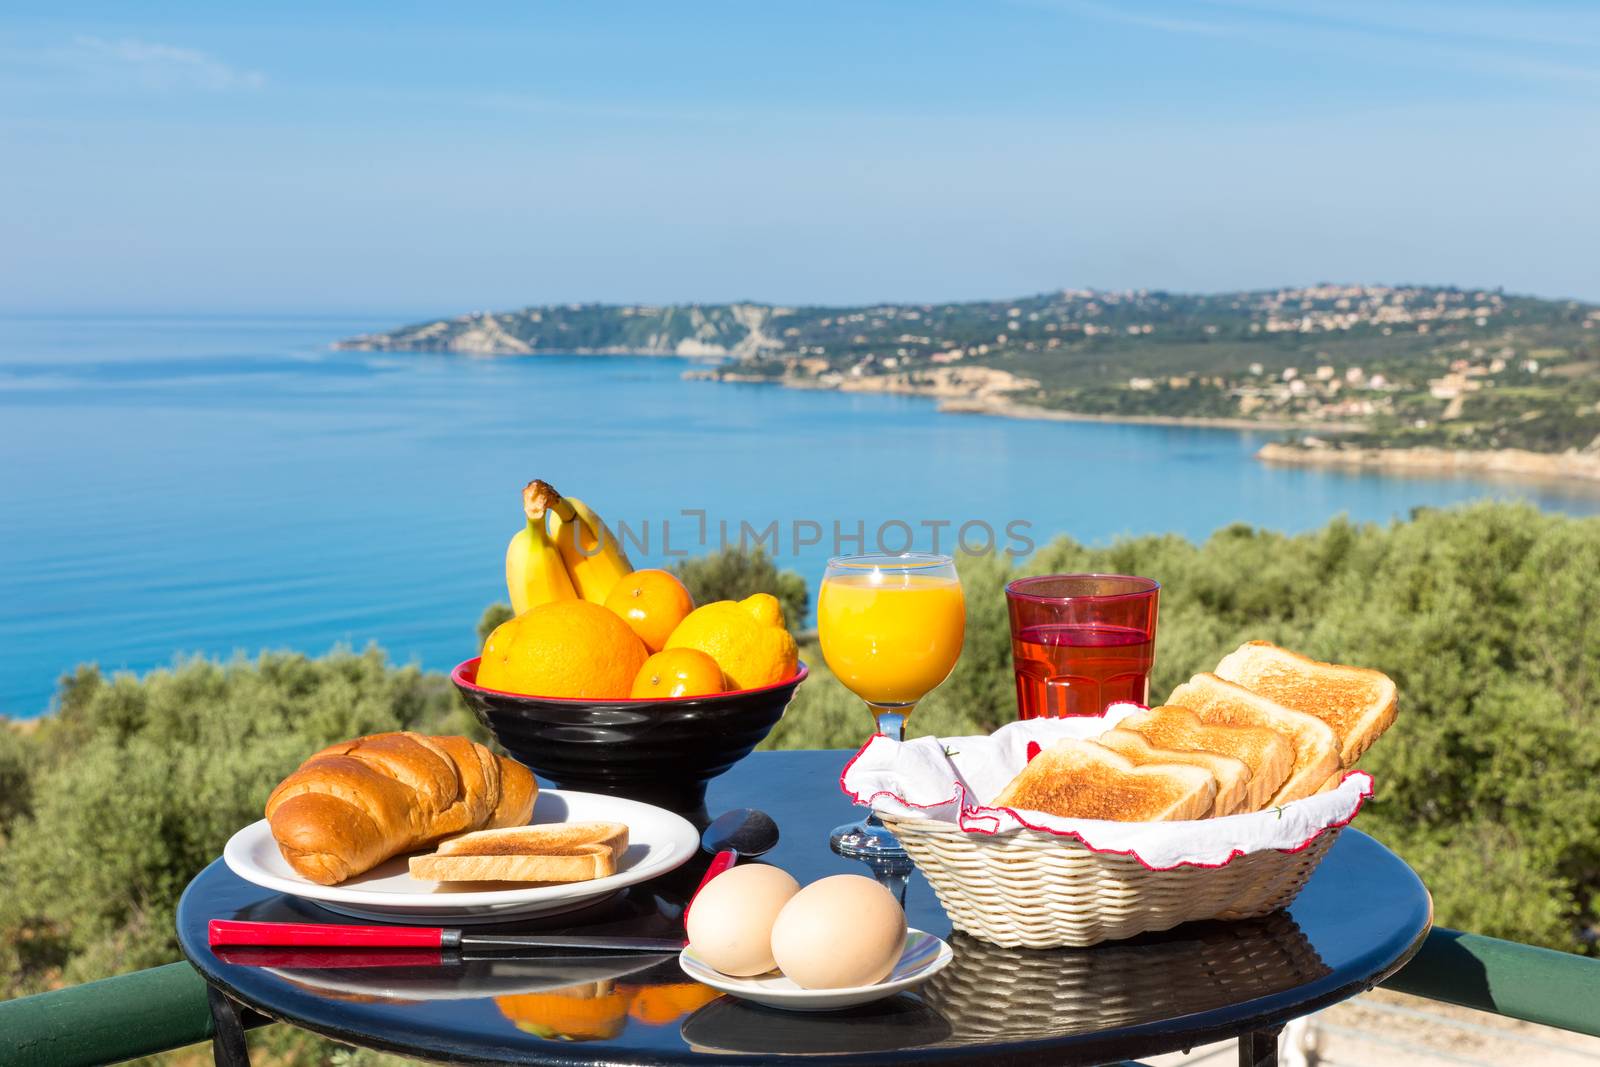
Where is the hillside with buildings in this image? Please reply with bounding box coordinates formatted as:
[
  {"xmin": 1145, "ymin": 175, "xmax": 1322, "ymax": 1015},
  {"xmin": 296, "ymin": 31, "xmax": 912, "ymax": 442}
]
[{"xmin": 342, "ymin": 285, "xmax": 1600, "ymax": 463}]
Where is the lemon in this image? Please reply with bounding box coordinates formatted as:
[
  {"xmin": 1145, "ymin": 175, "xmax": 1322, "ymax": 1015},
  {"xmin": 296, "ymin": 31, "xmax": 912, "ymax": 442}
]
[{"xmin": 663, "ymin": 593, "xmax": 799, "ymax": 690}]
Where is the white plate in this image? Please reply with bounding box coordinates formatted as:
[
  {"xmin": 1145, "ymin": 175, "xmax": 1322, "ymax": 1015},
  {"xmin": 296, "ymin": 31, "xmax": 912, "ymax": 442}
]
[
  {"xmin": 224, "ymin": 789, "xmax": 699, "ymax": 924},
  {"xmin": 678, "ymin": 929, "xmax": 952, "ymax": 1012}
]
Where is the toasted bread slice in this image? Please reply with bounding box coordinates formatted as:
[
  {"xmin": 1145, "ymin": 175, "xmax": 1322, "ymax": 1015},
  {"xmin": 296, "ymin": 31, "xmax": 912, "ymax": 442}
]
[
  {"xmin": 1116, "ymin": 705, "xmax": 1295, "ymax": 813},
  {"xmin": 1094, "ymin": 727, "xmax": 1253, "ymax": 817},
  {"xmin": 409, "ymin": 848, "xmax": 618, "ymax": 883},
  {"xmin": 1215, "ymin": 641, "xmax": 1397, "ymax": 767},
  {"xmin": 409, "ymin": 821, "xmax": 628, "ymax": 883},
  {"xmin": 432, "ymin": 822, "xmax": 629, "ymax": 857},
  {"xmin": 1166, "ymin": 674, "xmax": 1340, "ymax": 808},
  {"xmin": 991, "ymin": 738, "xmax": 1217, "ymax": 822}
]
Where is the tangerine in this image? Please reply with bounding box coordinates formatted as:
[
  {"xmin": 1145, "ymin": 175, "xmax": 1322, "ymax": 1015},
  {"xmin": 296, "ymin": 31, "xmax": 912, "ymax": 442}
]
[
  {"xmin": 630, "ymin": 648, "xmax": 726, "ymax": 699},
  {"xmin": 603, "ymin": 569, "xmax": 694, "ymax": 652},
  {"xmin": 478, "ymin": 600, "xmax": 648, "ymax": 699}
]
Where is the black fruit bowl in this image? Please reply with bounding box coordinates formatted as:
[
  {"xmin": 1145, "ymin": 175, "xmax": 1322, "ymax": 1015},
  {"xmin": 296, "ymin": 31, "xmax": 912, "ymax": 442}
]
[{"xmin": 451, "ymin": 657, "xmax": 808, "ymax": 816}]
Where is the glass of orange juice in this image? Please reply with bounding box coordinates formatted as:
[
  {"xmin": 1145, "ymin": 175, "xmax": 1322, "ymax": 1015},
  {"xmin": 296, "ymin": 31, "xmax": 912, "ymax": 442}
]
[{"xmin": 819, "ymin": 552, "xmax": 965, "ymax": 862}]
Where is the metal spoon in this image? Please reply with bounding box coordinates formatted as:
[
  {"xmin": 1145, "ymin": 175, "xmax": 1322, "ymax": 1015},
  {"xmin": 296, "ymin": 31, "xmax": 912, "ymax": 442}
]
[
  {"xmin": 685, "ymin": 808, "xmax": 780, "ymax": 921},
  {"xmin": 702, "ymin": 807, "xmax": 779, "ymax": 860}
]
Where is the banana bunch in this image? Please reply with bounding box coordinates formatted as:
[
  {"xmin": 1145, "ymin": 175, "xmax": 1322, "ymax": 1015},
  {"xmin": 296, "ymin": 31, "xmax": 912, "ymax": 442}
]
[{"xmin": 506, "ymin": 480, "xmax": 633, "ymax": 613}]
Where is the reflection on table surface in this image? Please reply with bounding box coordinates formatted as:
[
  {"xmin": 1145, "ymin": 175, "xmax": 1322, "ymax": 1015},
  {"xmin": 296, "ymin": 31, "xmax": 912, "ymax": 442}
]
[
  {"xmin": 215, "ymin": 946, "xmax": 681, "ymax": 1004},
  {"xmin": 923, "ymin": 912, "xmax": 1329, "ymax": 1045},
  {"xmin": 213, "ymin": 896, "xmax": 1325, "ymax": 1052},
  {"xmin": 673, "ymin": 911, "xmax": 1326, "ymax": 1056},
  {"xmin": 494, "ymin": 967, "xmax": 720, "ymax": 1043},
  {"xmin": 215, "ymin": 863, "xmax": 719, "ymax": 1033},
  {"xmin": 682, "ymin": 995, "xmax": 952, "ymax": 1056}
]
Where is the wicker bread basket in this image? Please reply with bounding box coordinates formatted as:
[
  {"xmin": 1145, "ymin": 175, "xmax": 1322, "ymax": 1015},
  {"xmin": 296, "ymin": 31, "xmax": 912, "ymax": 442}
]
[{"xmin": 884, "ymin": 813, "xmax": 1340, "ymax": 948}]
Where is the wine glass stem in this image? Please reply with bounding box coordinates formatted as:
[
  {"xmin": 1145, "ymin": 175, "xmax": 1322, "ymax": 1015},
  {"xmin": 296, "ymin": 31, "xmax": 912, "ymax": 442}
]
[
  {"xmin": 871, "ymin": 701, "xmax": 915, "ymax": 743},
  {"xmin": 865, "ymin": 701, "xmax": 914, "ymax": 833}
]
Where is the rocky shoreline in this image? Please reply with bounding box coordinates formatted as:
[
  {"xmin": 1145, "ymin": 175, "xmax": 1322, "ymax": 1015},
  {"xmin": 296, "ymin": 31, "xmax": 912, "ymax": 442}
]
[
  {"xmin": 1257, "ymin": 441, "xmax": 1600, "ymax": 484},
  {"xmin": 937, "ymin": 398, "xmax": 1359, "ymax": 434},
  {"xmin": 707, "ymin": 371, "xmax": 1600, "ymax": 484},
  {"xmin": 687, "ymin": 368, "xmax": 1361, "ymax": 434},
  {"xmin": 698, "ymin": 373, "xmax": 1600, "ymax": 485}
]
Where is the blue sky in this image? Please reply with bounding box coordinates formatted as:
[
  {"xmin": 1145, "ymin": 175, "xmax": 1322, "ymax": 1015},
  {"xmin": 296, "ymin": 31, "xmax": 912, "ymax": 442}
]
[{"xmin": 2, "ymin": 1, "xmax": 1597, "ymax": 316}]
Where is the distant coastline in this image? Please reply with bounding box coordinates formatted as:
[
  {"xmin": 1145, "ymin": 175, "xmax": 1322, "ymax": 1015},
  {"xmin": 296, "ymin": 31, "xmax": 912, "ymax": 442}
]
[
  {"xmin": 336, "ymin": 284, "xmax": 1600, "ymax": 485},
  {"xmin": 1257, "ymin": 441, "xmax": 1600, "ymax": 484}
]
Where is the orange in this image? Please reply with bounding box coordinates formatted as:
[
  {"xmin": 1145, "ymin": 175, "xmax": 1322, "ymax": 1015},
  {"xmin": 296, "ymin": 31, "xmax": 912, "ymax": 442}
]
[
  {"xmin": 664, "ymin": 593, "xmax": 799, "ymax": 691},
  {"xmin": 630, "ymin": 648, "xmax": 726, "ymax": 699},
  {"xmin": 603, "ymin": 569, "xmax": 694, "ymax": 652},
  {"xmin": 495, "ymin": 987, "xmax": 631, "ymax": 1041},
  {"xmin": 622, "ymin": 982, "xmax": 721, "ymax": 1025},
  {"xmin": 478, "ymin": 600, "xmax": 648, "ymax": 699}
]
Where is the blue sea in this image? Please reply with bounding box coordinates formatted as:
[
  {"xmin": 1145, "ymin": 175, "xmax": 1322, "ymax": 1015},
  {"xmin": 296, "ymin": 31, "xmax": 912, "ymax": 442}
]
[{"xmin": 4, "ymin": 314, "xmax": 1599, "ymax": 718}]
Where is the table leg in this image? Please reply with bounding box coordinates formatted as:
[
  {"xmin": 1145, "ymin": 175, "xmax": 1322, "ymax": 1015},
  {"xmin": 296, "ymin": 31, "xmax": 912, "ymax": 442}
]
[
  {"xmin": 207, "ymin": 986, "xmax": 253, "ymax": 1067},
  {"xmin": 1238, "ymin": 1026, "xmax": 1281, "ymax": 1067}
]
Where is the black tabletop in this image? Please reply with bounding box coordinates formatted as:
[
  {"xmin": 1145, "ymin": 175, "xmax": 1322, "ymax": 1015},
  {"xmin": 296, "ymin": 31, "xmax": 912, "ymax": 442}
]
[{"xmin": 178, "ymin": 750, "xmax": 1432, "ymax": 1066}]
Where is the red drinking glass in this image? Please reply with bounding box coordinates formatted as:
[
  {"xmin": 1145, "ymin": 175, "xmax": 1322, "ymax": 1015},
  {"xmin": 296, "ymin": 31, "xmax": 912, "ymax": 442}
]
[{"xmin": 1005, "ymin": 574, "xmax": 1160, "ymax": 718}]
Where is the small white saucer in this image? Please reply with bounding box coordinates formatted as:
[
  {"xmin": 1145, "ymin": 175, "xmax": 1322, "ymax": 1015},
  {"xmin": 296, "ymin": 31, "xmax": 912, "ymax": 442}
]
[{"xmin": 678, "ymin": 929, "xmax": 952, "ymax": 1012}]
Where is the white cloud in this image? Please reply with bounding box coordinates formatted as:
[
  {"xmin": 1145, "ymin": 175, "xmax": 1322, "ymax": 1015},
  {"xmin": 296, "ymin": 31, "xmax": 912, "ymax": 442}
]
[{"xmin": 57, "ymin": 36, "xmax": 265, "ymax": 92}]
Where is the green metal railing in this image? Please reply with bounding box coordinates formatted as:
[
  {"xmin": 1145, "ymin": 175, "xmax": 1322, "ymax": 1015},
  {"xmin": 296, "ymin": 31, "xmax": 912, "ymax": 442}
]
[
  {"xmin": 0, "ymin": 962, "xmax": 230, "ymax": 1065},
  {"xmin": 1, "ymin": 927, "xmax": 1596, "ymax": 1066},
  {"xmin": 1381, "ymin": 928, "xmax": 1599, "ymax": 1033}
]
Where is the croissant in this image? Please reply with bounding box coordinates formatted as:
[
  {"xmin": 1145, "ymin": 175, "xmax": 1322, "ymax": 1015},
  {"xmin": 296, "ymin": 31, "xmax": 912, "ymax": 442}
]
[{"xmin": 265, "ymin": 731, "xmax": 537, "ymax": 885}]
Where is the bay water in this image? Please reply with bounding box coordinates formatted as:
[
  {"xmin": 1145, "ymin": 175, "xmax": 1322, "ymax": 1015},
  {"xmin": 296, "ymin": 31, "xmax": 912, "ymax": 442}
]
[{"xmin": 4, "ymin": 314, "xmax": 1598, "ymax": 718}]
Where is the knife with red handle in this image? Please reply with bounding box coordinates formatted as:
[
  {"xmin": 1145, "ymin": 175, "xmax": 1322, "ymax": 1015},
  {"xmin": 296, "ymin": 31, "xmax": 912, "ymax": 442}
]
[
  {"xmin": 685, "ymin": 850, "xmax": 739, "ymax": 923},
  {"xmin": 208, "ymin": 920, "xmax": 684, "ymax": 953}
]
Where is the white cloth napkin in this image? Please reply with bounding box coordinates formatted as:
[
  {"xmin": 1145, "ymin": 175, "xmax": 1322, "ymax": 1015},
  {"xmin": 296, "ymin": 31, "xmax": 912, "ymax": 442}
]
[{"xmin": 838, "ymin": 703, "xmax": 1373, "ymax": 870}]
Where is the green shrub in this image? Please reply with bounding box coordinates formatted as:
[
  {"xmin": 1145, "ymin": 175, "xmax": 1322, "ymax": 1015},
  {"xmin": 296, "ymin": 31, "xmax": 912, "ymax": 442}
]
[
  {"xmin": 672, "ymin": 546, "xmax": 809, "ymax": 628},
  {"xmin": 477, "ymin": 603, "xmax": 515, "ymax": 646}
]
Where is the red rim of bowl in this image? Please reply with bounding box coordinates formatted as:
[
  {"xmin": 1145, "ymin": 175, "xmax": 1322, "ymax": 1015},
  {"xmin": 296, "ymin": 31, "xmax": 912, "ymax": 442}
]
[{"xmin": 451, "ymin": 657, "xmax": 810, "ymax": 705}]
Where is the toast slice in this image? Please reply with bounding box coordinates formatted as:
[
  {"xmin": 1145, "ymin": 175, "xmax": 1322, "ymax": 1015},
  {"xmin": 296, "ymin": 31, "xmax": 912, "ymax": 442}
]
[
  {"xmin": 991, "ymin": 738, "xmax": 1217, "ymax": 822},
  {"xmin": 1214, "ymin": 640, "xmax": 1397, "ymax": 767},
  {"xmin": 1166, "ymin": 674, "xmax": 1340, "ymax": 808},
  {"xmin": 431, "ymin": 822, "xmax": 630, "ymax": 857},
  {"xmin": 409, "ymin": 821, "xmax": 629, "ymax": 883},
  {"xmin": 1094, "ymin": 727, "xmax": 1253, "ymax": 817},
  {"xmin": 1116, "ymin": 705, "xmax": 1295, "ymax": 813}
]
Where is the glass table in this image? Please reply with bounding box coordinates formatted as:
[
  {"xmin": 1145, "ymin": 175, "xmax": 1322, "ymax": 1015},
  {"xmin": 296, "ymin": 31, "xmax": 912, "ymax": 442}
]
[{"xmin": 178, "ymin": 749, "xmax": 1431, "ymax": 1065}]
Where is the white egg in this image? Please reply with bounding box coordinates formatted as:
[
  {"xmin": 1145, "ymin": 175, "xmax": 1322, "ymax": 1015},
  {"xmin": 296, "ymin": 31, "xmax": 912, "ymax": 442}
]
[
  {"xmin": 685, "ymin": 863, "xmax": 801, "ymax": 977},
  {"xmin": 769, "ymin": 874, "xmax": 907, "ymax": 989}
]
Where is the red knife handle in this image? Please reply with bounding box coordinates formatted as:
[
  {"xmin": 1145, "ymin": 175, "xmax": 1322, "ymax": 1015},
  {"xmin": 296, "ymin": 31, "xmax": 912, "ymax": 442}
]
[
  {"xmin": 214, "ymin": 947, "xmax": 444, "ymax": 969},
  {"xmin": 685, "ymin": 850, "xmax": 739, "ymax": 924},
  {"xmin": 208, "ymin": 920, "xmax": 445, "ymax": 949}
]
